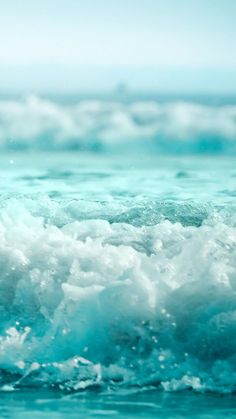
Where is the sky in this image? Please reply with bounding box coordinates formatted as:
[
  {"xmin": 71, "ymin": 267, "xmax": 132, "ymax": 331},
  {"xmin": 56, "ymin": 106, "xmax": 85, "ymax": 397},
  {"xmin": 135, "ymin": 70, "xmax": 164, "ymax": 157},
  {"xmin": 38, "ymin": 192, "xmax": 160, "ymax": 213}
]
[{"xmin": 0, "ymin": 0, "xmax": 235, "ymax": 93}]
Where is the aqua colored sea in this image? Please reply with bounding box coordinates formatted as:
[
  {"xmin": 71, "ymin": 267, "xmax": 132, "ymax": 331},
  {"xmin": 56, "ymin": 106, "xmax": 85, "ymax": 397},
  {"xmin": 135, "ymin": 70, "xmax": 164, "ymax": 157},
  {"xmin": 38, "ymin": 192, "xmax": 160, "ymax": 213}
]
[{"xmin": 0, "ymin": 95, "xmax": 236, "ymax": 417}]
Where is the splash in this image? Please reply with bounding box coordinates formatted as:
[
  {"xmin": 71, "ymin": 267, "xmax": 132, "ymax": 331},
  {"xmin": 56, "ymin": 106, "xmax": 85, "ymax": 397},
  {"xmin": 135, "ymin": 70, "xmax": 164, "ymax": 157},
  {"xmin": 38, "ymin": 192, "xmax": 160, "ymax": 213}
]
[{"xmin": 0, "ymin": 197, "xmax": 236, "ymax": 393}]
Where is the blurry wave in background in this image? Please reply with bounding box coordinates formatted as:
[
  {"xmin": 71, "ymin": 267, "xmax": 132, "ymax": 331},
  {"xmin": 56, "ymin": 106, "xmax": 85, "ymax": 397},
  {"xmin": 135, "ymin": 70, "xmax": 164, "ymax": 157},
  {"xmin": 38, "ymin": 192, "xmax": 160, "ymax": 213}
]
[{"xmin": 0, "ymin": 94, "xmax": 235, "ymax": 154}]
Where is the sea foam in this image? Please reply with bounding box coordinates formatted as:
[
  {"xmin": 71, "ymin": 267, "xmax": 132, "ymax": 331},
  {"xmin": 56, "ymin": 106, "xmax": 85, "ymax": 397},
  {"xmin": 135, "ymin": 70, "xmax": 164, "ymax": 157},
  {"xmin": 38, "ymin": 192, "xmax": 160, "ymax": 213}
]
[{"xmin": 0, "ymin": 197, "xmax": 236, "ymax": 393}]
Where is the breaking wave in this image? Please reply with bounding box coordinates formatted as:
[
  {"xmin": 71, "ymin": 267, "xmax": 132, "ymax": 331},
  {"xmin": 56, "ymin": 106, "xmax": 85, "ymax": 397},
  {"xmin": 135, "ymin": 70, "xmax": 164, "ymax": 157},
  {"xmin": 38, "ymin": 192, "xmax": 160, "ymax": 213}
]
[
  {"xmin": 0, "ymin": 197, "xmax": 236, "ymax": 393},
  {"xmin": 0, "ymin": 95, "xmax": 236, "ymax": 153}
]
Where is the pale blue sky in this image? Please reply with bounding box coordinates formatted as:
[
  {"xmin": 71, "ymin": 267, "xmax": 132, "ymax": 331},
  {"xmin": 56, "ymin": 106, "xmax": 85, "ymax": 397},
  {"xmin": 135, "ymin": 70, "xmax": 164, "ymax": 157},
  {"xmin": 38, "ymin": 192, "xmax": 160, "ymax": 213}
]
[{"xmin": 0, "ymin": 0, "xmax": 235, "ymax": 92}]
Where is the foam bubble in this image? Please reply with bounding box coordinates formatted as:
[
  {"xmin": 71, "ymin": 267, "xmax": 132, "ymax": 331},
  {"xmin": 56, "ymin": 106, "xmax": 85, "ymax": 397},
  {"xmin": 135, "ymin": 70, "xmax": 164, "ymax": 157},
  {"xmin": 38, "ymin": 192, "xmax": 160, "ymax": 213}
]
[{"xmin": 0, "ymin": 198, "xmax": 236, "ymax": 392}]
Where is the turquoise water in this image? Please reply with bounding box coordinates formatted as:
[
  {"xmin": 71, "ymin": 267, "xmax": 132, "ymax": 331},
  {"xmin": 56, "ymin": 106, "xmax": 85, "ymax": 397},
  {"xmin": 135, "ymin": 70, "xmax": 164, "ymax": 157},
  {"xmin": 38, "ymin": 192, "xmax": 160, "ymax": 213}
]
[
  {"xmin": 1, "ymin": 390, "xmax": 236, "ymax": 418},
  {"xmin": 0, "ymin": 95, "xmax": 236, "ymax": 417}
]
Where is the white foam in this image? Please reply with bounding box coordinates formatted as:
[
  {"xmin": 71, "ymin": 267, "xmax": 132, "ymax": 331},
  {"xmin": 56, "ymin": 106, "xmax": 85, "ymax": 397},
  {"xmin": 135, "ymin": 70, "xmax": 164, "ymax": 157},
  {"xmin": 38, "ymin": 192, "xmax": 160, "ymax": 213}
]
[{"xmin": 0, "ymin": 201, "xmax": 236, "ymax": 392}]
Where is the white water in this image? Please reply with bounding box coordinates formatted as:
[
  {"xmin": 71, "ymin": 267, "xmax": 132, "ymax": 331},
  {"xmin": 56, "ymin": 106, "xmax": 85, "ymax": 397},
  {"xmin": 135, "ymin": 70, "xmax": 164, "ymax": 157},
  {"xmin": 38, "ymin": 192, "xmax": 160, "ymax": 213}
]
[
  {"xmin": 0, "ymin": 196, "xmax": 236, "ymax": 393},
  {"xmin": 0, "ymin": 96, "xmax": 235, "ymax": 152}
]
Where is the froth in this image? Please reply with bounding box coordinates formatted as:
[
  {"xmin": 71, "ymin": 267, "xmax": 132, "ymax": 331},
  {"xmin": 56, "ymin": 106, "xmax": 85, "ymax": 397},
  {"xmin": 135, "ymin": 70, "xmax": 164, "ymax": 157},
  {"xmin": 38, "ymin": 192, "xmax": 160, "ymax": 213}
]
[{"xmin": 0, "ymin": 200, "xmax": 236, "ymax": 392}]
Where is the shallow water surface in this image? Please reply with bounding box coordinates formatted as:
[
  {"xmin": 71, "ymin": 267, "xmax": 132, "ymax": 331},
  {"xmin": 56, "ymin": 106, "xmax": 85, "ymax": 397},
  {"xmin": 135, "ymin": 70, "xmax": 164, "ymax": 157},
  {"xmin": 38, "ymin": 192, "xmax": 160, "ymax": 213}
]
[{"xmin": 1, "ymin": 389, "xmax": 236, "ymax": 418}]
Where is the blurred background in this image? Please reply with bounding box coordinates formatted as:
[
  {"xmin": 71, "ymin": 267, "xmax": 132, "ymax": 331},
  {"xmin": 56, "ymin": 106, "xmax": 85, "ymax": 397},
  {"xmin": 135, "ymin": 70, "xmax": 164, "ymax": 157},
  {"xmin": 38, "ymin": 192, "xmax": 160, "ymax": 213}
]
[{"xmin": 0, "ymin": 0, "xmax": 235, "ymax": 153}]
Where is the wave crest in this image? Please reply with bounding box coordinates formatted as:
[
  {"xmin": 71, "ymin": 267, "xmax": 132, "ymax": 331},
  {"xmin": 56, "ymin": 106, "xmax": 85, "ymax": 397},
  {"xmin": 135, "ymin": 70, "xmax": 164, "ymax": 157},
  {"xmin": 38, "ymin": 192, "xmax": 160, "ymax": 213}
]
[
  {"xmin": 0, "ymin": 96, "xmax": 235, "ymax": 153},
  {"xmin": 0, "ymin": 200, "xmax": 236, "ymax": 393}
]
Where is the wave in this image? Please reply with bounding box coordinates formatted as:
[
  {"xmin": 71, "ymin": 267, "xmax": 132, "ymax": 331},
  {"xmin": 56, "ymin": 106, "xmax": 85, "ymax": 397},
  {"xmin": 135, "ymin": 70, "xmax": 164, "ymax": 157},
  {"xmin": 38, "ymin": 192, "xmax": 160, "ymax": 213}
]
[
  {"xmin": 0, "ymin": 95, "xmax": 235, "ymax": 153},
  {"xmin": 0, "ymin": 197, "xmax": 236, "ymax": 393}
]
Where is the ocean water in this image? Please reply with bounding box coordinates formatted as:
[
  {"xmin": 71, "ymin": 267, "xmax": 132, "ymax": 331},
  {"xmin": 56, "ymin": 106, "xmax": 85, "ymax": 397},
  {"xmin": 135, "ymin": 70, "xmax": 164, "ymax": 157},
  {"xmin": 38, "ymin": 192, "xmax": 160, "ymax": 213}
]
[{"xmin": 0, "ymin": 95, "xmax": 236, "ymax": 417}]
